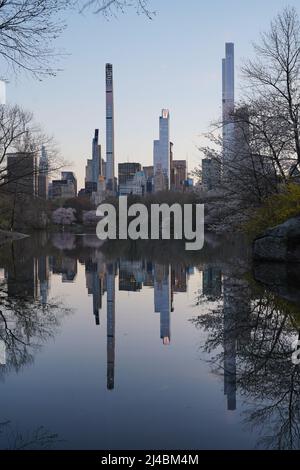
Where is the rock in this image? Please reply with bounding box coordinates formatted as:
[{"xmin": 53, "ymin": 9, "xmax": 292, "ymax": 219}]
[
  {"xmin": 253, "ymin": 216, "xmax": 300, "ymax": 262},
  {"xmin": 253, "ymin": 262, "xmax": 300, "ymax": 304}
]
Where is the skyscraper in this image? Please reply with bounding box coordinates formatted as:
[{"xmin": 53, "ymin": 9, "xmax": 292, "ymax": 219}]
[
  {"xmin": 0, "ymin": 80, "xmax": 6, "ymax": 105},
  {"xmin": 85, "ymin": 130, "xmax": 102, "ymax": 191},
  {"xmin": 38, "ymin": 146, "xmax": 49, "ymax": 199},
  {"xmin": 6, "ymin": 152, "xmax": 38, "ymax": 196},
  {"xmin": 106, "ymin": 63, "xmax": 115, "ymax": 193},
  {"xmin": 153, "ymin": 110, "xmax": 170, "ymax": 191},
  {"xmin": 222, "ymin": 43, "xmax": 235, "ymax": 174},
  {"xmin": 171, "ymin": 160, "xmax": 187, "ymax": 192},
  {"xmin": 92, "ymin": 129, "xmax": 101, "ymax": 182}
]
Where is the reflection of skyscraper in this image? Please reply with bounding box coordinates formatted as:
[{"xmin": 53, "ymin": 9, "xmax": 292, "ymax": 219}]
[
  {"xmin": 50, "ymin": 256, "xmax": 77, "ymax": 282},
  {"xmin": 144, "ymin": 261, "xmax": 154, "ymax": 287},
  {"xmin": 85, "ymin": 259, "xmax": 104, "ymax": 325},
  {"xmin": 203, "ymin": 266, "xmax": 222, "ymax": 300},
  {"xmin": 223, "ymin": 276, "xmax": 237, "ymax": 411},
  {"xmin": 38, "ymin": 255, "xmax": 50, "ymax": 305},
  {"xmin": 106, "ymin": 63, "xmax": 115, "ymax": 193},
  {"xmin": 107, "ymin": 263, "xmax": 116, "ymax": 390},
  {"xmin": 6, "ymin": 257, "xmax": 38, "ymax": 300},
  {"xmin": 222, "ymin": 275, "xmax": 252, "ymax": 411},
  {"xmin": 171, "ymin": 265, "xmax": 187, "ymax": 293},
  {"xmin": 119, "ymin": 260, "xmax": 143, "ymax": 291},
  {"xmin": 154, "ymin": 264, "xmax": 171, "ymax": 345}
]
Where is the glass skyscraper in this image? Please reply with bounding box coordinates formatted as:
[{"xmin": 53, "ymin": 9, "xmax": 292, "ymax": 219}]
[{"xmin": 222, "ymin": 43, "xmax": 235, "ymax": 173}]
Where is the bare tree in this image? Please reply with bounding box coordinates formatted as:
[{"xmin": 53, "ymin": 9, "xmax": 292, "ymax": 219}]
[
  {"xmin": 196, "ymin": 7, "xmax": 300, "ymax": 232},
  {"xmin": 242, "ymin": 6, "xmax": 300, "ymax": 176},
  {"xmin": 0, "ymin": 104, "xmax": 64, "ymax": 191},
  {"xmin": 0, "ymin": 0, "xmax": 72, "ymax": 78},
  {"xmin": 79, "ymin": 0, "xmax": 154, "ymax": 18},
  {"xmin": 0, "ymin": 0, "xmax": 154, "ymax": 79}
]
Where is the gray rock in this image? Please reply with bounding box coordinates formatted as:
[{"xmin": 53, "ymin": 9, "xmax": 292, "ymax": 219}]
[{"xmin": 253, "ymin": 216, "xmax": 300, "ymax": 262}]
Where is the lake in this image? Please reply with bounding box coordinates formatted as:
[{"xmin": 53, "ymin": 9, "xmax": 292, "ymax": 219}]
[{"xmin": 0, "ymin": 232, "xmax": 299, "ymax": 450}]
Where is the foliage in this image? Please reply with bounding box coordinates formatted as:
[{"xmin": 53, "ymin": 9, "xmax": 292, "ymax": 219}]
[
  {"xmin": 63, "ymin": 196, "xmax": 94, "ymax": 223},
  {"xmin": 52, "ymin": 207, "xmax": 76, "ymax": 226},
  {"xmin": 243, "ymin": 183, "xmax": 300, "ymax": 238}
]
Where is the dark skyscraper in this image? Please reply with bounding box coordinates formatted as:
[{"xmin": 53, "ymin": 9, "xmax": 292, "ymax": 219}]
[
  {"xmin": 7, "ymin": 152, "xmax": 38, "ymax": 196},
  {"xmin": 92, "ymin": 129, "xmax": 102, "ymax": 182},
  {"xmin": 38, "ymin": 146, "xmax": 49, "ymax": 199}
]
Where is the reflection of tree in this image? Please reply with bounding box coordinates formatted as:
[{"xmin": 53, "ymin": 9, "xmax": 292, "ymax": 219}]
[
  {"xmin": 0, "ymin": 278, "xmax": 70, "ymax": 378},
  {"xmin": 0, "ymin": 421, "xmax": 61, "ymax": 450},
  {"xmin": 192, "ymin": 272, "xmax": 300, "ymax": 449}
]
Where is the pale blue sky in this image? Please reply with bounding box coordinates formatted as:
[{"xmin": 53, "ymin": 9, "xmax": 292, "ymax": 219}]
[{"xmin": 6, "ymin": 0, "xmax": 300, "ymax": 188}]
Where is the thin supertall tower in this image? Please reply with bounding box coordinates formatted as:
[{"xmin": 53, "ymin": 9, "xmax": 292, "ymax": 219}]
[
  {"xmin": 105, "ymin": 63, "xmax": 115, "ymax": 192},
  {"xmin": 222, "ymin": 43, "xmax": 235, "ymax": 174},
  {"xmin": 38, "ymin": 145, "xmax": 49, "ymax": 199}
]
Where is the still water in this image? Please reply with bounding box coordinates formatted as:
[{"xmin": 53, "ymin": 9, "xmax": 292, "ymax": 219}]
[{"xmin": 0, "ymin": 232, "xmax": 299, "ymax": 450}]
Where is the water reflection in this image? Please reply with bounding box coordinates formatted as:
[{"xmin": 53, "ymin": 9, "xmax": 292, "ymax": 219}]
[
  {"xmin": 0, "ymin": 420, "xmax": 61, "ymax": 450},
  {"xmin": 0, "ymin": 233, "xmax": 299, "ymax": 449},
  {"xmin": 0, "ymin": 243, "xmax": 69, "ymax": 377},
  {"xmin": 194, "ymin": 264, "xmax": 300, "ymax": 449}
]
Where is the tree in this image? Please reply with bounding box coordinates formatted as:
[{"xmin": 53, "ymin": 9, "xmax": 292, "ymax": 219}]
[
  {"xmin": 196, "ymin": 7, "xmax": 300, "ymax": 232},
  {"xmin": 52, "ymin": 207, "xmax": 76, "ymax": 227},
  {"xmin": 0, "ymin": 0, "xmax": 154, "ymax": 79},
  {"xmin": 0, "ymin": 103, "xmax": 64, "ymax": 230},
  {"xmin": 242, "ymin": 6, "xmax": 300, "ymax": 176},
  {"xmin": 0, "ymin": 104, "xmax": 63, "ymax": 190},
  {"xmin": 0, "ymin": 0, "xmax": 72, "ymax": 78},
  {"xmin": 79, "ymin": 0, "xmax": 154, "ymax": 18}
]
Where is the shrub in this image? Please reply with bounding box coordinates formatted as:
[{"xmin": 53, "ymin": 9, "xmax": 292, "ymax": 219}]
[{"xmin": 244, "ymin": 183, "xmax": 300, "ymax": 238}]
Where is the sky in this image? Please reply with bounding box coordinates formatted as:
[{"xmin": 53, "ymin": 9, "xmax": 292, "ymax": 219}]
[{"xmin": 5, "ymin": 0, "xmax": 300, "ymax": 188}]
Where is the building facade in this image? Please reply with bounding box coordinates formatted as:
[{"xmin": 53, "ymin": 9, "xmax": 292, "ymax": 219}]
[
  {"xmin": 171, "ymin": 160, "xmax": 187, "ymax": 191},
  {"xmin": 6, "ymin": 152, "xmax": 38, "ymax": 196},
  {"xmin": 52, "ymin": 172, "xmax": 77, "ymax": 199},
  {"xmin": 118, "ymin": 163, "xmax": 147, "ymax": 195}
]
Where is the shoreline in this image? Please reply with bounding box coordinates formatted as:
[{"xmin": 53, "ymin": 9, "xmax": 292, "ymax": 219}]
[{"xmin": 0, "ymin": 229, "xmax": 29, "ymax": 246}]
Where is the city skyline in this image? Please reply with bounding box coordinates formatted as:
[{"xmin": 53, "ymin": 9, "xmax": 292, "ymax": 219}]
[{"xmin": 5, "ymin": 0, "xmax": 298, "ymax": 189}]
